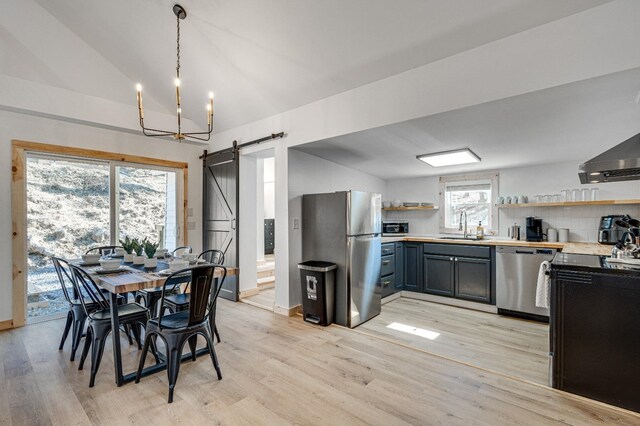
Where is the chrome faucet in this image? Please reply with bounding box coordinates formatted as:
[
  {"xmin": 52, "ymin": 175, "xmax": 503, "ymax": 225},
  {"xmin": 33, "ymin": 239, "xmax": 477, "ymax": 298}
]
[{"xmin": 459, "ymin": 211, "xmax": 468, "ymax": 238}]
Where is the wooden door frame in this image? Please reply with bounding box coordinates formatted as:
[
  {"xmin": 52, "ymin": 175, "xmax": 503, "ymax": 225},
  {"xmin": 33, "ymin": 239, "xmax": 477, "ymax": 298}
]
[{"xmin": 10, "ymin": 140, "xmax": 189, "ymax": 328}]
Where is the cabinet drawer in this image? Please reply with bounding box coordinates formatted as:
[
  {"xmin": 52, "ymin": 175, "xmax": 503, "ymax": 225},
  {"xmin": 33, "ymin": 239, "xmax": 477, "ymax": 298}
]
[
  {"xmin": 423, "ymin": 243, "xmax": 490, "ymax": 259},
  {"xmin": 381, "ymin": 254, "xmax": 395, "ymax": 276},
  {"xmin": 381, "ymin": 243, "xmax": 395, "ymax": 257},
  {"xmin": 381, "ymin": 274, "xmax": 395, "ymax": 297}
]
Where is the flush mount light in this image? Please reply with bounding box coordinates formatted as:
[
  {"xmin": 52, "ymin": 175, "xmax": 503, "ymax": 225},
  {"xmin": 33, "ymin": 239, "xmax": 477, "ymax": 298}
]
[
  {"xmin": 416, "ymin": 148, "xmax": 481, "ymax": 167},
  {"xmin": 589, "ymin": 172, "xmax": 601, "ymax": 176}
]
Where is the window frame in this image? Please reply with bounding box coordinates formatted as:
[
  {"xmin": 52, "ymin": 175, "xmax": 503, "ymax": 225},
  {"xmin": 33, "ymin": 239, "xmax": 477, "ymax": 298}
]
[
  {"xmin": 11, "ymin": 139, "xmax": 189, "ymax": 328},
  {"xmin": 438, "ymin": 172, "xmax": 499, "ymax": 235}
]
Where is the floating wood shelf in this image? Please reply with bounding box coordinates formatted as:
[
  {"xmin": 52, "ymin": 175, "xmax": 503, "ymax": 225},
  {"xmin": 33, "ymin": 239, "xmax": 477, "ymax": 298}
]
[
  {"xmin": 496, "ymin": 199, "xmax": 640, "ymax": 208},
  {"xmin": 382, "ymin": 206, "xmax": 439, "ymax": 211}
]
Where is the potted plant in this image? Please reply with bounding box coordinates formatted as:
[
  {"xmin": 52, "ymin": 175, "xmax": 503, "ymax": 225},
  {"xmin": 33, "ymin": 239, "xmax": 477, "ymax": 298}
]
[
  {"xmin": 119, "ymin": 235, "xmax": 136, "ymax": 263},
  {"xmin": 132, "ymin": 238, "xmax": 146, "ymax": 265},
  {"xmin": 143, "ymin": 239, "xmax": 160, "ymax": 268}
]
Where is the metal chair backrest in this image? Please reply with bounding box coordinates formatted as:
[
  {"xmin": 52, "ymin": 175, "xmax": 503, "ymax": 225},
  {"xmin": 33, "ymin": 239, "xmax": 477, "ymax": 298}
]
[
  {"xmin": 157, "ymin": 265, "xmax": 227, "ymax": 329},
  {"xmin": 51, "ymin": 257, "xmax": 76, "ymax": 303},
  {"xmin": 85, "ymin": 245, "xmax": 121, "ymax": 256},
  {"xmin": 197, "ymin": 249, "xmax": 225, "ymax": 265},
  {"xmin": 171, "ymin": 246, "xmax": 193, "ymax": 257},
  {"xmin": 69, "ymin": 265, "xmax": 110, "ymax": 315}
]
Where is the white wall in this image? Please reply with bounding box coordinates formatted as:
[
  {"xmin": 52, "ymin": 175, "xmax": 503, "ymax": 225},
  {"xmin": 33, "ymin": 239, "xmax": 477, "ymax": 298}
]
[
  {"xmin": 384, "ymin": 161, "xmax": 640, "ymax": 241},
  {"xmin": 256, "ymin": 159, "xmax": 265, "ymax": 261},
  {"xmin": 263, "ymin": 157, "xmax": 275, "ymax": 219},
  {"xmin": 0, "ymin": 110, "xmax": 204, "ymax": 322},
  {"xmin": 238, "ymin": 155, "xmax": 258, "ymax": 292},
  {"xmin": 287, "ymin": 149, "xmax": 386, "ymax": 306}
]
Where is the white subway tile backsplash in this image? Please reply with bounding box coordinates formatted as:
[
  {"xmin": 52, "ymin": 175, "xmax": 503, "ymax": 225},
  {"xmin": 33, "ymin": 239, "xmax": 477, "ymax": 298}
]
[{"xmin": 496, "ymin": 203, "xmax": 637, "ymax": 242}]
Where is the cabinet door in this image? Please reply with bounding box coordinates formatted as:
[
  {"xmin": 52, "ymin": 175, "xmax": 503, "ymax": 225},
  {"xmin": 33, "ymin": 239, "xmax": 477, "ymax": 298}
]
[
  {"xmin": 403, "ymin": 243, "xmax": 423, "ymax": 292},
  {"xmin": 394, "ymin": 243, "xmax": 404, "ymax": 290},
  {"xmin": 454, "ymin": 257, "xmax": 491, "ymax": 303},
  {"xmin": 423, "ymin": 254, "xmax": 454, "ymax": 297}
]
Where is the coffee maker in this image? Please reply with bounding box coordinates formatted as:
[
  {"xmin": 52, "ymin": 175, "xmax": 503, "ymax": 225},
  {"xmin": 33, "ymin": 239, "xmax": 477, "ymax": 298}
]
[{"xmin": 525, "ymin": 216, "xmax": 543, "ymax": 242}]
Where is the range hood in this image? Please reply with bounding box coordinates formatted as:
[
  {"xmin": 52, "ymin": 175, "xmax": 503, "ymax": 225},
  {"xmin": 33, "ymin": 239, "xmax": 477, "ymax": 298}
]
[{"xmin": 578, "ymin": 132, "xmax": 640, "ymax": 183}]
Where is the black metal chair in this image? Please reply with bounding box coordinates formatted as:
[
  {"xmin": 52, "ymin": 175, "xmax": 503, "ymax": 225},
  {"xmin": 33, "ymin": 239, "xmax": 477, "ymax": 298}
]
[
  {"xmin": 162, "ymin": 257, "xmax": 224, "ymax": 343},
  {"xmin": 136, "ymin": 265, "xmax": 227, "ymax": 403},
  {"xmin": 85, "ymin": 245, "xmax": 122, "ymax": 256},
  {"xmin": 197, "ymin": 249, "xmax": 225, "ymax": 265},
  {"xmin": 52, "ymin": 257, "xmax": 130, "ymax": 360},
  {"xmin": 70, "ymin": 265, "xmax": 150, "ymax": 387}
]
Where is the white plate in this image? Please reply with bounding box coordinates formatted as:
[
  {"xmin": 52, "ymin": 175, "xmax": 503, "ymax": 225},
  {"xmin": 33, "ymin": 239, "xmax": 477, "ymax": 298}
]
[
  {"xmin": 157, "ymin": 269, "xmax": 172, "ymax": 276},
  {"xmin": 78, "ymin": 261, "xmax": 100, "ymax": 266}
]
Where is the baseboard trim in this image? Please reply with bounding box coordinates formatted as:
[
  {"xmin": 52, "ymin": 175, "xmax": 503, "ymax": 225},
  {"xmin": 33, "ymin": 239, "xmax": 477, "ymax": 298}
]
[
  {"xmin": 239, "ymin": 287, "xmax": 260, "ymax": 299},
  {"xmin": 382, "ymin": 292, "xmax": 402, "ymax": 305},
  {"xmin": 0, "ymin": 319, "xmax": 14, "ymax": 331},
  {"xmin": 400, "ymin": 291, "xmax": 498, "ymax": 314},
  {"xmin": 274, "ymin": 304, "xmax": 302, "ymax": 317}
]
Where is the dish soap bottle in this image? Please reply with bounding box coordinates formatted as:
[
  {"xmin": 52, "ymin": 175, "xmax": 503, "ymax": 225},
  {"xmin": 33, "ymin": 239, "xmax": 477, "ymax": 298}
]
[{"xmin": 476, "ymin": 221, "xmax": 484, "ymax": 240}]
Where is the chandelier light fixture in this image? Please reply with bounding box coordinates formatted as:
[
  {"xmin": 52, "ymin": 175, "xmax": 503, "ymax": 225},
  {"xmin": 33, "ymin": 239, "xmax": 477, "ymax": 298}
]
[{"xmin": 136, "ymin": 4, "xmax": 214, "ymax": 142}]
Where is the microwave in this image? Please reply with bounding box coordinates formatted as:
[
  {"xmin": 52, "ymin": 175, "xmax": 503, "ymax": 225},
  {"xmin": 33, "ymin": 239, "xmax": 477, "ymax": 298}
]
[{"xmin": 382, "ymin": 221, "xmax": 409, "ymax": 236}]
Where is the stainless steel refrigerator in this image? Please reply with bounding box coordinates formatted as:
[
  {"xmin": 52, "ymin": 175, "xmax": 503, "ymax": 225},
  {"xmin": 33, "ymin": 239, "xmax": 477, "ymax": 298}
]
[{"xmin": 302, "ymin": 191, "xmax": 382, "ymax": 328}]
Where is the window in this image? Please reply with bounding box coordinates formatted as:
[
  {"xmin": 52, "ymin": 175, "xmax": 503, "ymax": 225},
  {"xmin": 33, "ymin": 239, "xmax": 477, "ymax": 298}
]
[
  {"xmin": 25, "ymin": 153, "xmax": 183, "ymax": 321},
  {"xmin": 439, "ymin": 173, "xmax": 499, "ymax": 235}
]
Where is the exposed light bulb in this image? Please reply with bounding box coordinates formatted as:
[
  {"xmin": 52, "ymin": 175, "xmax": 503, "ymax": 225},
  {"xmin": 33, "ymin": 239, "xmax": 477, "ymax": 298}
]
[
  {"xmin": 209, "ymin": 91, "xmax": 214, "ymax": 99},
  {"xmin": 174, "ymin": 78, "xmax": 181, "ymax": 87},
  {"xmin": 177, "ymin": 107, "xmax": 182, "ymax": 114},
  {"xmin": 136, "ymin": 83, "xmax": 142, "ymax": 92},
  {"xmin": 207, "ymin": 104, "xmax": 212, "ymax": 111}
]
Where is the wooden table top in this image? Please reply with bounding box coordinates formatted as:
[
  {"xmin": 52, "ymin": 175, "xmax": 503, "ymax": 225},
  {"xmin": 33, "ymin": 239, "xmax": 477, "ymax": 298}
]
[{"xmin": 75, "ymin": 260, "xmax": 237, "ymax": 294}]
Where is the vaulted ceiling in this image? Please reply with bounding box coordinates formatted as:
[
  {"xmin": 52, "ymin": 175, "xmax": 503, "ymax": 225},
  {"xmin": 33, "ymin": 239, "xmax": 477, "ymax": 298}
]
[{"xmin": 2, "ymin": 0, "xmax": 611, "ymax": 132}]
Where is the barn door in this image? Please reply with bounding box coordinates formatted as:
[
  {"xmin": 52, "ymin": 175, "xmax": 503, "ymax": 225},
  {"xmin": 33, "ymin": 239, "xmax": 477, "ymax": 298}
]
[{"xmin": 203, "ymin": 149, "xmax": 239, "ymax": 301}]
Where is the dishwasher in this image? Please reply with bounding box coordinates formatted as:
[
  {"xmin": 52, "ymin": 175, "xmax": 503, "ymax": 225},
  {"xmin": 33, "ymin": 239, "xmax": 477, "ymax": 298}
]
[{"xmin": 496, "ymin": 246, "xmax": 557, "ymax": 322}]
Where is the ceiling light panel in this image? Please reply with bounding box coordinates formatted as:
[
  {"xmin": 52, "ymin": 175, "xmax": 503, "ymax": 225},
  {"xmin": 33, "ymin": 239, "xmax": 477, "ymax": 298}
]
[{"xmin": 417, "ymin": 148, "xmax": 481, "ymax": 167}]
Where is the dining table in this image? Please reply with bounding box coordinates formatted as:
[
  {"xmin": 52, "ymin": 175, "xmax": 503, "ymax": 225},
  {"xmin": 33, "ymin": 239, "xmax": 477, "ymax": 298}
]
[{"xmin": 74, "ymin": 259, "xmax": 237, "ymax": 386}]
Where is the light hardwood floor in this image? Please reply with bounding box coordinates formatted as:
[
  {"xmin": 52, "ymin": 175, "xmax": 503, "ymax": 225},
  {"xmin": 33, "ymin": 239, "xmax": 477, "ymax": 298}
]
[
  {"xmin": 359, "ymin": 298, "xmax": 549, "ymax": 385},
  {"xmin": 241, "ymin": 287, "xmax": 275, "ymax": 311},
  {"xmin": 1, "ymin": 300, "xmax": 639, "ymax": 425}
]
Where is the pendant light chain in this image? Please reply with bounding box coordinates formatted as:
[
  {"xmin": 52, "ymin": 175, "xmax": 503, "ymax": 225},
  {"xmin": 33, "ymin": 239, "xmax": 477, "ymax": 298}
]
[{"xmin": 176, "ymin": 13, "xmax": 181, "ymax": 79}]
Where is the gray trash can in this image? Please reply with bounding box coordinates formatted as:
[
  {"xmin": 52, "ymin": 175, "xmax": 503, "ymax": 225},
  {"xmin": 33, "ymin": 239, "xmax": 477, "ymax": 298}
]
[{"xmin": 298, "ymin": 261, "xmax": 337, "ymax": 326}]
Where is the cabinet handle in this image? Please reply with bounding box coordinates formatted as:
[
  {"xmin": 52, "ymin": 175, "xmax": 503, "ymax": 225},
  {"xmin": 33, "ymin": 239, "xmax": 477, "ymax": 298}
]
[
  {"xmin": 383, "ymin": 280, "xmax": 391, "ymax": 287},
  {"xmin": 454, "ymin": 258, "xmax": 458, "ymax": 262},
  {"xmin": 382, "ymin": 260, "xmax": 391, "ymax": 265},
  {"xmin": 449, "ymin": 257, "xmax": 454, "ymax": 261}
]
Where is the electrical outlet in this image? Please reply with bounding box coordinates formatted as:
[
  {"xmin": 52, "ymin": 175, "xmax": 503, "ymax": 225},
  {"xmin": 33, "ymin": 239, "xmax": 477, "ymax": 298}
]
[
  {"xmin": 187, "ymin": 207, "xmax": 194, "ymax": 217},
  {"xmin": 293, "ymin": 217, "xmax": 300, "ymax": 230},
  {"xmin": 187, "ymin": 221, "xmax": 196, "ymax": 230}
]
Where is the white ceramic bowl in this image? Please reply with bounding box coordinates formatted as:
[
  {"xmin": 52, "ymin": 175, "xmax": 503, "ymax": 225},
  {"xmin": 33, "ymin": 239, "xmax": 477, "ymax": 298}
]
[
  {"xmin": 169, "ymin": 259, "xmax": 189, "ymax": 272},
  {"xmin": 82, "ymin": 254, "xmax": 101, "ymax": 264},
  {"xmin": 382, "ymin": 201, "xmax": 392, "ymax": 209},
  {"xmin": 99, "ymin": 258, "xmax": 121, "ymax": 271},
  {"xmin": 391, "ymin": 200, "xmax": 402, "ymax": 208}
]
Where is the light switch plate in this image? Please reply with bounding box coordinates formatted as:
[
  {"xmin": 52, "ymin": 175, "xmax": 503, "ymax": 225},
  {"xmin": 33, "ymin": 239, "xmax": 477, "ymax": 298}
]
[
  {"xmin": 187, "ymin": 207, "xmax": 194, "ymax": 217},
  {"xmin": 187, "ymin": 221, "xmax": 196, "ymax": 230},
  {"xmin": 293, "ymin": 217, "xmax": 300, "ymax": 230}
]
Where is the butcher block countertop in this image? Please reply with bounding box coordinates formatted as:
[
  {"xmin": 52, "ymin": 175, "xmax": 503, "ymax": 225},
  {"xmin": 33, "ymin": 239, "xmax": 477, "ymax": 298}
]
[{"xmin": 381, "ymin": 235, "xmax": 612, "ymax": 255}]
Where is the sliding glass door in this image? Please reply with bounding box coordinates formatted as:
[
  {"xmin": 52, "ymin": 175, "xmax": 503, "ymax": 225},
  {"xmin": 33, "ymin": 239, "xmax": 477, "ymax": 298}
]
[
  {"xmin": 26, "ymin": 153, "xmax": 183, "ymax": 322},
  {"xmin": 115, "ymin": 165, "xmax": 178, "ymax": 249}
]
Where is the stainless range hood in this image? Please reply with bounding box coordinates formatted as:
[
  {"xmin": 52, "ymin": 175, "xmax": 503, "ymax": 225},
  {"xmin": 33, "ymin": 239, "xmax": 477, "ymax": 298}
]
[{"xmin": 578, "ymin": 132, "xmax": 640, "ymax": 183}]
